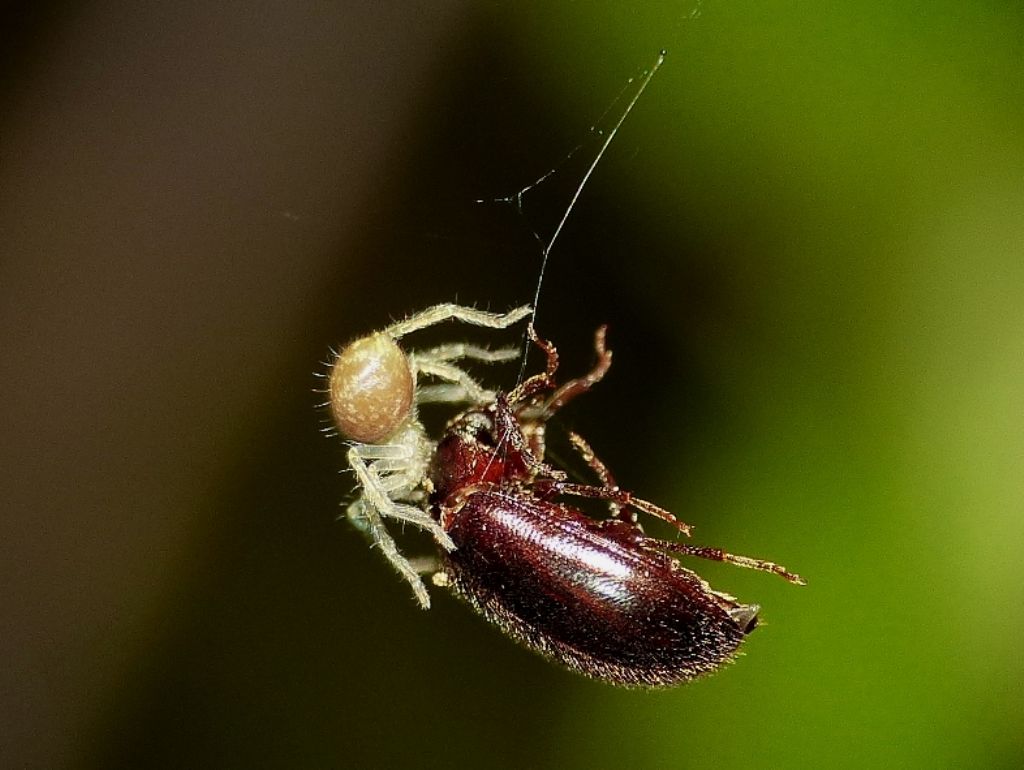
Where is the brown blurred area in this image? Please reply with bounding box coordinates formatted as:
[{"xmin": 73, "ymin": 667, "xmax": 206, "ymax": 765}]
[{"xmin": 1, "ymin": 3, "xmax": 577, "ymax": 767}]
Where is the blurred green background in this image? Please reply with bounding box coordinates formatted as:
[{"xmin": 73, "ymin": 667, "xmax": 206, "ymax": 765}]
[{"xmin": 2, "ymin": 2, "xmax": 1021, "ymax": 768}]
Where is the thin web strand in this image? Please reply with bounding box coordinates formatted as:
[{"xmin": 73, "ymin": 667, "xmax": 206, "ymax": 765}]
[
  {"xmin": 479, "ymin": 49, "xmax": 667, "ymax": 482},
  {"xmin": 531, "ymin": 49, "xmax": 667, "ymax": 332}
]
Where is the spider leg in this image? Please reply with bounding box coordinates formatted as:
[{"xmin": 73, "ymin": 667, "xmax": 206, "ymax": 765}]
[
  {"xmin": 384, "ymin": 303, "xmax": 531, "ymax": 340},
  {"xmin": 411, "ymin": 343, "xmax": 521, "ymax": 405},
  {"xmin": 416, "ymin": 343, "xmax": 520, "ymax": 364},
  {"xmin": 410, "ymin": 357, "xmax": 491, "ymax": 404},
  {"xmin": 348, "ymin": 446, "xmax": 454, "ymax": 549},
  {"xmin": 416, "ymin": 384, "xmax": 483, "ymax": 405},
  {"xmin": 346, "ymin": 499, "xmax": 432, "ymax": 608}
]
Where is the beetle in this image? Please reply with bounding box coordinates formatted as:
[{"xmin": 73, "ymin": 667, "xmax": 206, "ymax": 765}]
[{"xmin": 428, "ymin": 325, "xmax": 805, "ymax": 687}]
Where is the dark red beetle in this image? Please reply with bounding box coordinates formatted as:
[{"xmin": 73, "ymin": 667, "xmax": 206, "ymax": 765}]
[{"xmin": 429, "ymin": 325, "xmax": 804, "ymax": 687}]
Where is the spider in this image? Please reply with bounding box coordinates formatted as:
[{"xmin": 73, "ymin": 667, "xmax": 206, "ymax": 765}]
[{"xmin": 321, "ymin": 303, "xmax": 532, "ymax": 608}]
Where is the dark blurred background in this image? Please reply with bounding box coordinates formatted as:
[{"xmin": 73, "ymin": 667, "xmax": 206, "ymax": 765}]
[{"xmin": 2, "ymin": 2, "xmax": 1022, "ymax": 768}]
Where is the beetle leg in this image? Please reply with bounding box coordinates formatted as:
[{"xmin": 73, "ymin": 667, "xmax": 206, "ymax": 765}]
[
  {"xmin": 566, "ymin": 431, "xmax": 630, "ymax": 522},
  {"xmin": 653, "ymin": 540, "xmax": 807, "ymax": 585},
  {"xmin": 537, "ymin": 325, "xmax": 613, "ymax": 418},
  {"xmin": 540, "ymin": 480, "xmax": 692, "ymax": 536},
  {"xmin": 508, "ymin": 324, "xmax": 560, "ymax": 407},
  {"xmin": 490, "ymin": 393, "xmax": 566, "ymax": 481},
  {"xmin": 566, "ymin": 432, "xmax": 617, "ymax": 486}
]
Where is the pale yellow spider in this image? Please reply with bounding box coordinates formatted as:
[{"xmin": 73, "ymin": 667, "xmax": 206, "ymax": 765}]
[{"xmin": 323, "ymin": 303, "xmax": 531, "ymax": 608}]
